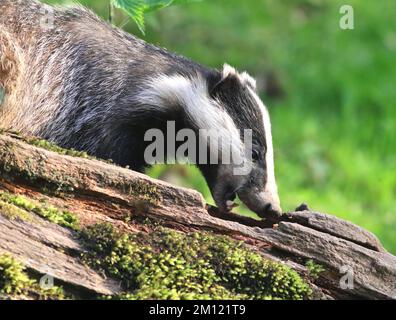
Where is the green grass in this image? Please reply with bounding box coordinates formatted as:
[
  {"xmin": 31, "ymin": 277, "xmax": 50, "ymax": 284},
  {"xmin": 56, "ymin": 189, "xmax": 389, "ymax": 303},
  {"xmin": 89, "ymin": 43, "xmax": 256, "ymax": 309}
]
[{"xmin": 45, "ymin": 0, "xmax": 396, "ymax": 253}]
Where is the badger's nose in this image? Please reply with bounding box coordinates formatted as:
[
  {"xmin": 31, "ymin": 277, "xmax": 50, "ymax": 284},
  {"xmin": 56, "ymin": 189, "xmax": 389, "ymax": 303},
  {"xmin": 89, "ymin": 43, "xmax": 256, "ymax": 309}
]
[{"xmin": 263, "ymin": 203, "xmax": 282, "ymax": 220}]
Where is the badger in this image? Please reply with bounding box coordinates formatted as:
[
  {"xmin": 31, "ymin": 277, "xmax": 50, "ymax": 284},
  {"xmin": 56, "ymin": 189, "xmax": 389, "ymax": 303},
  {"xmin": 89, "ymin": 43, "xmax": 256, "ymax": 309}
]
[{"xmin": 0, "ymin": 0, "xmax": 282, "ymax": 218}]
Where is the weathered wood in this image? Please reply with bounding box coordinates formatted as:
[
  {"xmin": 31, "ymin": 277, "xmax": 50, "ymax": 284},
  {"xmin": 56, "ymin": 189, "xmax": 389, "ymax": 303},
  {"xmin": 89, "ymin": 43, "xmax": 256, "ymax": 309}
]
[
  {"xmin": 0, "ymin": 133, "xmax": 207, "ymax": 223},
  {"xmin": 0, "ymin": 132, "xmax": 395, "ymax": 299},
  {"xmin": 263, "ymin": 222, "xmax": 396, "ymax": 299},
  {"xmin": 0, "ymin": 215, "xmax": 122, "ymax": 296},
  {"xmin": 284, "ymin": 211, "xmax": 385, "ymax": 253}
]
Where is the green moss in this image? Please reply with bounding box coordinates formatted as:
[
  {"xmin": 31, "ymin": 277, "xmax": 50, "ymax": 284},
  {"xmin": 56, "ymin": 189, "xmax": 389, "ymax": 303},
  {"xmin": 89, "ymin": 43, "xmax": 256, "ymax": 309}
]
[
  {"xmin": 0, "ymin": 200, "xmax": 32, "ymax": 222},
  {"xmin": 81, "ymin": 224, "xmax": 312, "ymax": 300},
  {"xmin": 0, "ymin": 253, "xmax": 34, "ymax": 295},
  {"xmin": 0, "ymin": 129, "xmax": 92, "ymax": 160},
  {"xmin": 305, "ymin": 259, "xmax": 325, "ymax": 280},
  {"xmin": 123, "ymin": 182, "xmax": 162, "ymax": 206},
  {"xmin": 0, "ymin": 253, "xmax": 64, "ymax": 300},
  {"xmin": 27, "ymin": 138, "xmax": 90, "ymax": 159},
  {"xmin": 0, "ymin": 141, "xmax": 17, "ymax": 174},
  {"xmin": 0, "ymin": 191, "xmax": 79, "ymax": 230}
]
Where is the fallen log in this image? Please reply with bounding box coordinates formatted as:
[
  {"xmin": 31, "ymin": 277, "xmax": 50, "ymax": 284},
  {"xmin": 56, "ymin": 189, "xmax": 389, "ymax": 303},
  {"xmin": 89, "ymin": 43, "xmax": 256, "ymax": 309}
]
[{"xmin": 0, "ymin": 132, "xmax": 394, "ymax": 299}]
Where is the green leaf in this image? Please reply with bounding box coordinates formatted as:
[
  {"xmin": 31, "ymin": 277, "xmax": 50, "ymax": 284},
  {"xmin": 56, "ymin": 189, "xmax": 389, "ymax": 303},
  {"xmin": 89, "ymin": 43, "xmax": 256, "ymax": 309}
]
[
  {"xmin": 144, "ymin": 0, "xmax": 174, "ymax": 12},
  {"xmin": 145, "ymin": 0, "xmax": 202, "ymax": 12},
  {"xmin": 111, "ymin": 0, "xmax": 201, "ymax": 34},
  {"xmin": 112, "ymin": 0, "xmax": 146, "ymax": 34}
]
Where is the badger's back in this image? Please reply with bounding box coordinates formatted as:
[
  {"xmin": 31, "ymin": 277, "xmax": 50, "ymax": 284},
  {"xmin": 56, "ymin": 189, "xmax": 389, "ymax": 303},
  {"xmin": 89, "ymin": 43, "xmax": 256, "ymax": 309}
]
[{"xmin": 0, "ymin": 0, "xmax": 211, "ymax": 165}]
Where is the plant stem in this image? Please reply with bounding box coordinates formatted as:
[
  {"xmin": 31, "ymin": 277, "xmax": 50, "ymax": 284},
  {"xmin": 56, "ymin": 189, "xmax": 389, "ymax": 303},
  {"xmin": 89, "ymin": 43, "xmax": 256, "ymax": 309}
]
[{"xmin": 109, "ymin": 1, "xmax": 115, "ymax": 24}]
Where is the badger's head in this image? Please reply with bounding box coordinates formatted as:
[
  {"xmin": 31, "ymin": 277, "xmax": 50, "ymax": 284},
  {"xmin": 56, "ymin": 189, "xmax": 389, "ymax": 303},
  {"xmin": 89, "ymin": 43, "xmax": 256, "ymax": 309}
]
[
  {"xmin": 139, "ymin": 64, "xmax": 282, "ymax": 218},
  {"xmin": 196, "ymin": 64, "xmax": 282, "ymax": 218}
]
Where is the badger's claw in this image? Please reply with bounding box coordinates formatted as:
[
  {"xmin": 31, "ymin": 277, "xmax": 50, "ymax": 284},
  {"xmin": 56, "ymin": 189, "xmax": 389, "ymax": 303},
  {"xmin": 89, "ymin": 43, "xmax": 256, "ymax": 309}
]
[{"xmin": 225, "ymin": 200, "xmax": 239, "ymax": 212}]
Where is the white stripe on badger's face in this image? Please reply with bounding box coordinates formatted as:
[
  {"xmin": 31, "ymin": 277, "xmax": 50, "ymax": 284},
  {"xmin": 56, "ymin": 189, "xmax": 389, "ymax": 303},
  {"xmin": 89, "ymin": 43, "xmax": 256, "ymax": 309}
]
[
  {"xmin": 247, "ymin": 87, "xmax": 281, "ymax": 211},
  {"xmin": 137, "ymin": 74, "xmax": 244, "ymax": 162}
]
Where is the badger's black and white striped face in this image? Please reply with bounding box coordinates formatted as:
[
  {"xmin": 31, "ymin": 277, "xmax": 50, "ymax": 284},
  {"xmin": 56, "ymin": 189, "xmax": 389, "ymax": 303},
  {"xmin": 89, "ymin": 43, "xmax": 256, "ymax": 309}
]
[
  {"xmin": 138, "ymin": 64, "xmax": 281, "ymax": 218},
  {"xmin": 204, "ymin": 64, "xmax": 281, "ymax": 216}
]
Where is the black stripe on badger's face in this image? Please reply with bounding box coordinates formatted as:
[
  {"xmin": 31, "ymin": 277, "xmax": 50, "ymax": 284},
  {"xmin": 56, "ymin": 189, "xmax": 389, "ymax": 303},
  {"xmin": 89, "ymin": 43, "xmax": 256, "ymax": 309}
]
[{"xmin": 206, "ymin": 65, "xmax": 282, "ymax": 217}]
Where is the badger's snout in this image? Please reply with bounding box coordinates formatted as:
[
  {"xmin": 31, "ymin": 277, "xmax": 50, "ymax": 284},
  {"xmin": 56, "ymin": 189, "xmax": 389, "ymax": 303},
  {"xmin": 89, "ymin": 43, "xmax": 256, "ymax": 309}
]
[
  {"xmin": 208, "ymin": 170, "xmax": 282, "ymax": 220},
  {"xmin": 212, "ymin": 185, "xmax": 282, "ymax": 220},
  {"xmin": 237, "ymin": 188, "xmax": 282, "ymax": 220}
]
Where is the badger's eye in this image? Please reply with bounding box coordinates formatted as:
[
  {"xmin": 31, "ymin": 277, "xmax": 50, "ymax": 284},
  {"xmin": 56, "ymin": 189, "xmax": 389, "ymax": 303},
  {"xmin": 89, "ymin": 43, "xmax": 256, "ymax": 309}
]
[{"xmin": 252, "ymin": 149, "xmax": 260, "ymax": 161}]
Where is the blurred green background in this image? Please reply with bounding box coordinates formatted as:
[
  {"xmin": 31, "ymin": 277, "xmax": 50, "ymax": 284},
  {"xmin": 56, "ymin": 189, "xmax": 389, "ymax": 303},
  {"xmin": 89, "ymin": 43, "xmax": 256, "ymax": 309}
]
[{"xmin": 46, "ymin": 0, "xmax": 395, "ymax": 253}]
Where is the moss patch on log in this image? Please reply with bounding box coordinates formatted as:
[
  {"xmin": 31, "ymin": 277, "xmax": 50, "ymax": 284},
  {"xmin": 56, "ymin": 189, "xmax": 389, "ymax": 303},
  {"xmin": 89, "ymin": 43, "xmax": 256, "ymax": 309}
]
[
  {"xmin": 0, "ymin": 130, "xmax": 90, "ymax": 159},
  {"xmin": 27, "ymin": 138, "xmax": 90, "ymax": 159},
  {"xmin": 0, "ymin": 191, "xmax": 79, "ymax": 230},
  {"xmin": 305, "ymin": 259, "xmax": 325, "ymax": 280},
  {"xmin": 80, "ymin": 223, "xmax": 312, "ymax": 300},
  {"xmin": 0, "ymin": 130, "xmax": 116, "ymax": 164},
  {"xmin": 126, "ymin": 182, "xmax": 162, "ymax": 206},
  {"xmin": 0, "ymin": 199, "xmax": 33, "ymax": 222},
  {"xmin": 0, "ymin": 253, "xmax": 65, "ymax": 300}
]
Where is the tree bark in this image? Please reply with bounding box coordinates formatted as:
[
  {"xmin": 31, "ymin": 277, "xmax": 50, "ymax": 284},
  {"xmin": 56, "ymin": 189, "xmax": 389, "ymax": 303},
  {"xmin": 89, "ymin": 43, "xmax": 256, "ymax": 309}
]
[{"xmin": 0, "ymin": 132, "xmax": 395, "ymax": 299}]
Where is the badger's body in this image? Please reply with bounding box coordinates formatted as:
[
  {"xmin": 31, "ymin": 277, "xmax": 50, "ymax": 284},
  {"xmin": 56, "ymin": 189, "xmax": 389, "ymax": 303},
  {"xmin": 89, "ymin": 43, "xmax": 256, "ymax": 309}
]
[
  {"xmin": 1, "ymin": 0, "xmax": 213, "ymax": 169},
  {"xmin": 0, "ymin": 0, "xmax": 282, "ymax": 217}
]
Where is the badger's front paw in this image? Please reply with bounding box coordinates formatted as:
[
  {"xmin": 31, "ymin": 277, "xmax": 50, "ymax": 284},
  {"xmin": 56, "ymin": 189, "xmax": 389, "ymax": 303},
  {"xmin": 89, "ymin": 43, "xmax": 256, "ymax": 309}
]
[{"xmin": 225, "ymin": 200, "xmax": 239, "ymax": 212}]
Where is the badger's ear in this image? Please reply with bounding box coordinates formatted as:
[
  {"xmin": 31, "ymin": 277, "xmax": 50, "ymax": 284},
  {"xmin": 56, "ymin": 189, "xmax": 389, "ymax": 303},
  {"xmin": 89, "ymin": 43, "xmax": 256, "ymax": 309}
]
[
  {"xmin": 222, "ymin": 64, "xmax": 257, "ymax": 90},
  {"xmin": 222, "ymin": 63, "xmax": 238, "ymax": 78},
  {"xmin": 208, "ymin": 64, "xmax": 257, "ymax": 96},
  {"xmin": 208, "ymin": 64, "xmax": 240, "ymax": 96},
  {"xmin": 240, "ymin": 71, "xmax": 257, "ymax": 91}
]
